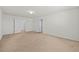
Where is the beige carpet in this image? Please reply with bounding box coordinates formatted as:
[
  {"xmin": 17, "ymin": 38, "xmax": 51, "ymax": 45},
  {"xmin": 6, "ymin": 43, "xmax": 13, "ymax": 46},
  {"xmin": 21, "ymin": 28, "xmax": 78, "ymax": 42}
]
[{"xmin": 0, "ymin": 32, "xmax": 79, "ymax": 52}]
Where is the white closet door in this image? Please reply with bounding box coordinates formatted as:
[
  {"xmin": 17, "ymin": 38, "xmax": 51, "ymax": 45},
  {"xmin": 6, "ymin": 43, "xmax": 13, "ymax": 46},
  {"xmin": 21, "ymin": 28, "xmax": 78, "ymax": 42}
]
[
  {"xmin": 33, "ymin": 19, "xmax": 42, "ymax": 32},
  {"xmin": 15, "ymin": 17, "xmax": 25, "ymax": 33}
]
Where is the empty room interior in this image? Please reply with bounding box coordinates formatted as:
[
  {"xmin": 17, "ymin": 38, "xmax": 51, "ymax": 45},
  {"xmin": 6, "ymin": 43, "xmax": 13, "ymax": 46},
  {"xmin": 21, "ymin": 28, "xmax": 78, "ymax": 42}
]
[{"xmin": 0, "ymin": 6, "xmax": 79, "ymax": 52}]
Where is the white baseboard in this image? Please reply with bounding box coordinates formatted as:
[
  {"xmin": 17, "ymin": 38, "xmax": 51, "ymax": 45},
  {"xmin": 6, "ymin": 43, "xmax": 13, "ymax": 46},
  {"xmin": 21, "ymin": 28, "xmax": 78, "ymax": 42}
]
[{"xmin": 43, "ymin": 32, "xmax": 79, "ymax": 42}]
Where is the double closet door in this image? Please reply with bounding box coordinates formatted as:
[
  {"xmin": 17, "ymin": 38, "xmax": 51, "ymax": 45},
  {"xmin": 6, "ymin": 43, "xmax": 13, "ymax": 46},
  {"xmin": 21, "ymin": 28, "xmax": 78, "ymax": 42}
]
[
  {"xmin": 14, "ymin": 17, "xmax": 26, "ymax": 33},
  {"xmin": 2, "ymin": 15, "xmax": 32, "ymax": 35},
  {"xmin": 33, "ymin": 19, "xmax": 43, "ymax": 33},
  {"xmin": 14, "ymin": 17, "xmax": 32, "ymax": 33}
]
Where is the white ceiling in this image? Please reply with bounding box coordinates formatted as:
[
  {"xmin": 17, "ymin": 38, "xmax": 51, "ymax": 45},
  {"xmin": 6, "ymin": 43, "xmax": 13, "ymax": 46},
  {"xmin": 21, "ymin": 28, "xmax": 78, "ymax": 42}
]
[{"xmin": 0, "ymin": 6, "xmax": 78, "ymax": 18}]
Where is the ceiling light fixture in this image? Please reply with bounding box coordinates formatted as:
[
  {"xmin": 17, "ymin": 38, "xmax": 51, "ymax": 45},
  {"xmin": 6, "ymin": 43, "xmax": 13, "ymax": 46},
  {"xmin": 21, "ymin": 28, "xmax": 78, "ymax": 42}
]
[{"xmin": 27, "ymin": 10, "xmax": 35, "ymax": 14}]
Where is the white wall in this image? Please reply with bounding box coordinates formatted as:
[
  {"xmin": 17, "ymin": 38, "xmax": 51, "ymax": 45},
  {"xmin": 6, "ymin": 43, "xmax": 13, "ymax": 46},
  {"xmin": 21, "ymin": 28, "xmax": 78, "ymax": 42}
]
[
  {"xmin": 2, "ymin": 14, "xmax": 14, "ymax": 35},
  {"xmin": 2, "ymin": 14, "xmax": 33, "ymax": 35},
  {"xmin": 0, "ymin": 9, "xmax": 2, "ymax": 39},
  {"xmin": 43, "ymin": 8, "xmax": 79, "ymax": 41}
]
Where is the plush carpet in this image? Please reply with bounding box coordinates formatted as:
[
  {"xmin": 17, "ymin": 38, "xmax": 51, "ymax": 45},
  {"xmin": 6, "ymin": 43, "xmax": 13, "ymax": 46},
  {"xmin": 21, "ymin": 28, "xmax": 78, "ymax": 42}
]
[{"xmin": 0, "ymin": 32, "xmax": 79, "ymax": 52}]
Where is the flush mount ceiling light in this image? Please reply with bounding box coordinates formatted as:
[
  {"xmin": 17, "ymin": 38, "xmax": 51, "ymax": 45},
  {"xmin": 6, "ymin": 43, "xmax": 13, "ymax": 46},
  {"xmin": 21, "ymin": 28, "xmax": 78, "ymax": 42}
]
[{"xmin": 27, "ymin": 10, "xmax": 35, "ymax": 14}]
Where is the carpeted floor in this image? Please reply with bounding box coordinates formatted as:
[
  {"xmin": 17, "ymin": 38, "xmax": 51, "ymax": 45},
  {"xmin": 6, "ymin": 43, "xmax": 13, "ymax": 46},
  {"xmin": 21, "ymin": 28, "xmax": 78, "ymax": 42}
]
[{"xmin": 0, "ymin": 32, "xmax": 79, "ymax": 52}]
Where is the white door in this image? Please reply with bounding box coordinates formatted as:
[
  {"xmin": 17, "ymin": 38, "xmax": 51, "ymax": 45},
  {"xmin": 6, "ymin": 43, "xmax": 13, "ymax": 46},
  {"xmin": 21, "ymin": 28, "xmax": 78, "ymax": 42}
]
[
  {"xmin": 33, "ymin": 19, "xmax": 43, "ymax": 32},
  {"xmin": 15, "ymin": 17, "xmax": 25, "ymax": 33}
]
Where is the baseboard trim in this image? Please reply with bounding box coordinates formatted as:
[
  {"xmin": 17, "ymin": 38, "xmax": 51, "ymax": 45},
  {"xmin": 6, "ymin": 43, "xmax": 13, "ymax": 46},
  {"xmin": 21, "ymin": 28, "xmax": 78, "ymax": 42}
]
[
  {"xmin": 2, "ymin": 31, "xmax": 34, "ymax": 36},
  {"xmin": 43, "ymin": 33, "xmax": 79, "ymax": 42}
]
